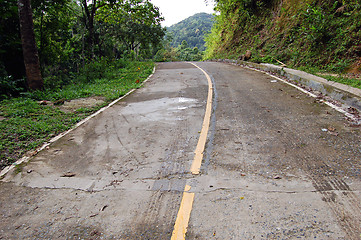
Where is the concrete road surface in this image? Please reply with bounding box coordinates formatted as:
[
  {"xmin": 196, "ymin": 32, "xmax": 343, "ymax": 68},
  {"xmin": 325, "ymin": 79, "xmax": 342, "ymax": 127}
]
[{"xmin": 1, "ymin": 62, "xmax": 360, "ymax": 239}]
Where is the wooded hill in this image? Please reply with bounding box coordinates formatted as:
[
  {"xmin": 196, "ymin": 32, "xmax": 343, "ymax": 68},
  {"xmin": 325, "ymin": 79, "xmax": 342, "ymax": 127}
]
[
  {"xmin": 205, "ymin": 0, "xmax": 361, "ymax": 74},
  {"xmin": 167, "ymin": 12, "xmax": 214, "ymax": 51}
]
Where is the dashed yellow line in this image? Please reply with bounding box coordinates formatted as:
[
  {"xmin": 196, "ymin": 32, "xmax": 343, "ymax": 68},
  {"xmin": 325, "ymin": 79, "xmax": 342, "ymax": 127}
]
[{"xmin": 171, "ymin": 62, "xmax": 213, "ymax": 240}]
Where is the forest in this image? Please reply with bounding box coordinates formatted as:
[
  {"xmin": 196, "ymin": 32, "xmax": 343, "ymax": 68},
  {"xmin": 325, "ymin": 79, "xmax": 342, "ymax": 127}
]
[
  {"xmin": 167, "ymin": 12, "xmax": 214, "ymax": 51},
  {"xmin": 1, "ymin": 0, "xmax": 165, "ymax": 96},
  {"xmin": 154, "ymin": 12, "xmax": 214, "ymax": 62}
]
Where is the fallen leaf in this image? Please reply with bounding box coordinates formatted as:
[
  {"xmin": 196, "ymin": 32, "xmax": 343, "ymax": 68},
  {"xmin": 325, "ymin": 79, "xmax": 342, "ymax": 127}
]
[{"xmin": 328, "ymin": 127, "xmax": 336, "ymax": 132}]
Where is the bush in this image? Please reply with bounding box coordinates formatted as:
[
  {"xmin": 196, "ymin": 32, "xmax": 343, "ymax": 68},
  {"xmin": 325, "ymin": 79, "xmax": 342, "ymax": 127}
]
[{"xmin": 0, "ymin": 75, "xmax": 26, "ymax": 100}]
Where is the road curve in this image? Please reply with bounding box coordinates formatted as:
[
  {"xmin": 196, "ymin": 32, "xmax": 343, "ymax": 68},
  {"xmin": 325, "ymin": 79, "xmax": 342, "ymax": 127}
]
[{"xmin": 0, "ymin": 62, "xmax": 360, "ymax": 239}]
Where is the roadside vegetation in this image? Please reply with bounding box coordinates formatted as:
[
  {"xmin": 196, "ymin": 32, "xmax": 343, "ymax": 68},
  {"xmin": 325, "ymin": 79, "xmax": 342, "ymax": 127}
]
[
  {"xmin": 154, "ymin": 39, "xmax": 204, "ymax": 62},
  {"xmin": 0, "ymin": 0, "xmax": 163, "ymax": 170},
  {"xmin": 205, "ymin": 0, "xmax": 361, "ymax": 89},
  {"xmin": 0, "ymin": 60, "xmax": 154, "ymax": 170}
]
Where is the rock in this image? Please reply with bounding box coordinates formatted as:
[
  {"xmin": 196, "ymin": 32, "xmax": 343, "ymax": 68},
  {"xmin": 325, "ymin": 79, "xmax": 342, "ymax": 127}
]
[
  {"xmin": 244, "ymin": 50, "xmax": 252, "ymax": 61},
  {"xmin": 239, "ymin": 50, "xmax": 252, "ymax": 61},
  {"xmin": 39, "ymin": 100, "xmax": 50, "ymax": 105},
  {"xmin": 61, "ymin": 172, "xmax": 76, "ymax": 177}
]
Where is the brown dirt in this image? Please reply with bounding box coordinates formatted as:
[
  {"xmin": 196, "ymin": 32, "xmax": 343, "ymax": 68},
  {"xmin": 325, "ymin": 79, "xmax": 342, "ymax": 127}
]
[
  {"xmin": 57, "ymin": 96, "xmax": 106, "ymax": 113},
  {"xmin": 348, "ymin": 59, "xmax": 361, "ymax": 75}
]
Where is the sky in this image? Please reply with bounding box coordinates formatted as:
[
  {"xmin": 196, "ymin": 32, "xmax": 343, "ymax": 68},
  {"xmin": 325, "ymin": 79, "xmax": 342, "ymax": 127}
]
[{"xmin": 149, "ymin": 0, "xmax": 215, "ymax": 27}]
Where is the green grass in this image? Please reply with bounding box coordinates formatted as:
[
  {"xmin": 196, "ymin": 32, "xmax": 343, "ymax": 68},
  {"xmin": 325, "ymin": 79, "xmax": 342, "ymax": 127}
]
[
  {"xmin": 297, "ymin": 66, "xmax": 361, "ymax": 90},
  {"xmin": 0, "ymin": 60, "xmax": 154, "ymax": 170},
  {"xmin": 320, "ymin": 75, "xmax": 361, "ymax": 89}
]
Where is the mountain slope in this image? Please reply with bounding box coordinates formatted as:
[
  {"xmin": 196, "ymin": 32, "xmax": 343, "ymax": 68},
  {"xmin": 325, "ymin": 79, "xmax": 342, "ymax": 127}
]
[
  {"xmin": 167, "ymin": 12, "xmax": 214, "ymax": 51},
  {"xmin": 205, "ymin": 0, "xmax": 361, "ymax": 74}
]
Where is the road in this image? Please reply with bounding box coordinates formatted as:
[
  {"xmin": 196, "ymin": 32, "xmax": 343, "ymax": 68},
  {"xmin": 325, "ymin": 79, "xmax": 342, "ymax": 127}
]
[{"xmin": 1, "ymin": 62, "xmax": 360, "ymax": 239}]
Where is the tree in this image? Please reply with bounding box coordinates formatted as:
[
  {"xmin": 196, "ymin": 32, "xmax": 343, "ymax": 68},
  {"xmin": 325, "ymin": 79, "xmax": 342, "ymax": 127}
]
[
  {"xmin": 18, "ymin": 0, "xmax": 43, "ymax": 90},
  {"xmin": 32, "ymin": 0, "xmax": 76, "ymax": 68},
  {"xmin": 96, "ymin": 0, "xmax": 165, "ymax": 59},
  {"xmin": 180, "ymin": 40, "xmax": 188, "ymax": 49},
  {"xmin": 80, "ymin": 0, "xmax": 122, "ymax": 58}
]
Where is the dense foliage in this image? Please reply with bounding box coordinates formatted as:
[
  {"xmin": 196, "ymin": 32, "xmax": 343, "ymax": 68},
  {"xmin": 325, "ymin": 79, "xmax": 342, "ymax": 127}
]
[
  {"xmin": 154, "ymin": 39, "xmax": 204, "ymax": 62},
  {"xmin": 0, "ymin": 0, "xmax": 165, "ymax": 99},
  {"xmin": 167, "ymin": 12, "xmax": 214, "ymax": 51},
  {"xmin": 205, "ymin": 0, "xmax": 361, "ymax": 73},
  {"xmin": 154, "ymin": 12, "xmax": 214, "ymax": 62}
]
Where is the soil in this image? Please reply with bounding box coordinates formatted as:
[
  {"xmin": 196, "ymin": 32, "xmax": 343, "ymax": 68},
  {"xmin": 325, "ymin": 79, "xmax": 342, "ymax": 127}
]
[
  {"xmin": 348, "ymin": 58, "xmax": 361, "ymax": 74},
  {"xmin": 57, "ymin": 96, "xmax": 106, "ymax": 113}
]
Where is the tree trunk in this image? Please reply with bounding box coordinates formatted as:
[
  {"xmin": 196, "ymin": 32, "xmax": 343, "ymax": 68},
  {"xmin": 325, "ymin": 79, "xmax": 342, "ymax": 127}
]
[
  {"xmin": 18, "ymin": 0, "xmax": 43, "ymax": 90},
  {"xmin": 81, "ymin": 0, "xmax": 97, "ymax": 58}
]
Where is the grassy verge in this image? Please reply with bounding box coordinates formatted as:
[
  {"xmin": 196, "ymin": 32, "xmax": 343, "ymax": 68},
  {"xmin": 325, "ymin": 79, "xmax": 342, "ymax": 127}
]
[
  {"xmin": 246, "ymin": 56, "xmax": 361, "ymax": 90},
  {"xmin": 297, "ymin": 66, "xmax": 361, "ymax": 90},
  {"xmin": 0, "ymin": 60, "xmax": 154, "ymax": 170},
  {"xmin": 320, "ymin": 75, "xmax": 361, "ymax": 89}
]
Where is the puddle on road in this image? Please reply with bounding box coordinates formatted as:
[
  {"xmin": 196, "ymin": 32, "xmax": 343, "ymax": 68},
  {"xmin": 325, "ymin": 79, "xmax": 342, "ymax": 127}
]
[{"xmin": 121, "ymin": 97, "xmax": 199, "ymax": 123}]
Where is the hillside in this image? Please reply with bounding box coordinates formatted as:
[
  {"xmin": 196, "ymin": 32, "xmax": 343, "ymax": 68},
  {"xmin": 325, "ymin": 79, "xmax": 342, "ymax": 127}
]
[
  {"xmin": 205, "ymin": 0, "xmax": 361, "ymax": 75},
  {"xmin": 167, "ymin": 12, "xmax": 214, "ymax": 51}
]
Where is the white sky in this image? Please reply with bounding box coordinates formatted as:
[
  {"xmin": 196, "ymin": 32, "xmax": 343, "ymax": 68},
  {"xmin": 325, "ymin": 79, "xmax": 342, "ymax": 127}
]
[{"xmin": 149, "ymin": 0, "xmax": 215, "ymax": 27}]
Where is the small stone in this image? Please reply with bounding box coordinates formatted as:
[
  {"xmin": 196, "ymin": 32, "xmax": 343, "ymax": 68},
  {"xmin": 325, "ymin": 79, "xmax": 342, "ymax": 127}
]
[
  {"xmin": 61, "ymin": 172, "xmax": 76, "ymax": 177},
  {"xmin": 39, "ymin": 100, "xmax": 48, "ymax": 105},
  {"xmin": 273, "ymin": 175, "xmax": 282, "ymax": 179}
]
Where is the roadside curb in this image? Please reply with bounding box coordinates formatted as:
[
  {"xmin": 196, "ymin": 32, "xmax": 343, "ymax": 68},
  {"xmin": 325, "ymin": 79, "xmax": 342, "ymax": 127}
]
[
  {"xmin": 0, "ymin": 66, "xmax": 156, "ymax": 179},
  {"xmin": 215, "ymin": 59, "xmax": 361, "ymax": 112}
]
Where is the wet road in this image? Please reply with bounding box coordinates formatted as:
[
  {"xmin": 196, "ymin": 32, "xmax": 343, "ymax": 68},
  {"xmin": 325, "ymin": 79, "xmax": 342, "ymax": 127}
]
[{"xmin": 1, "ymin": 62, "xmax": 361, "ymax": 239}]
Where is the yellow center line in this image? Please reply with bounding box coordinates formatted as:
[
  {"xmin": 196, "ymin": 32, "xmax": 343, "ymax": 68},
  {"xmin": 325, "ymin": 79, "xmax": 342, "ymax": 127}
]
[
  {"xmin": 189, "ymin": 62, "xmax": 213, "ymax": 175},
  {"xmin": 171, "ymin": 62, "xmax": 213, "ymax": 240},
  {"xmin": 171, "ymin": 185, "xmax": 195, "ymax": 240}
]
